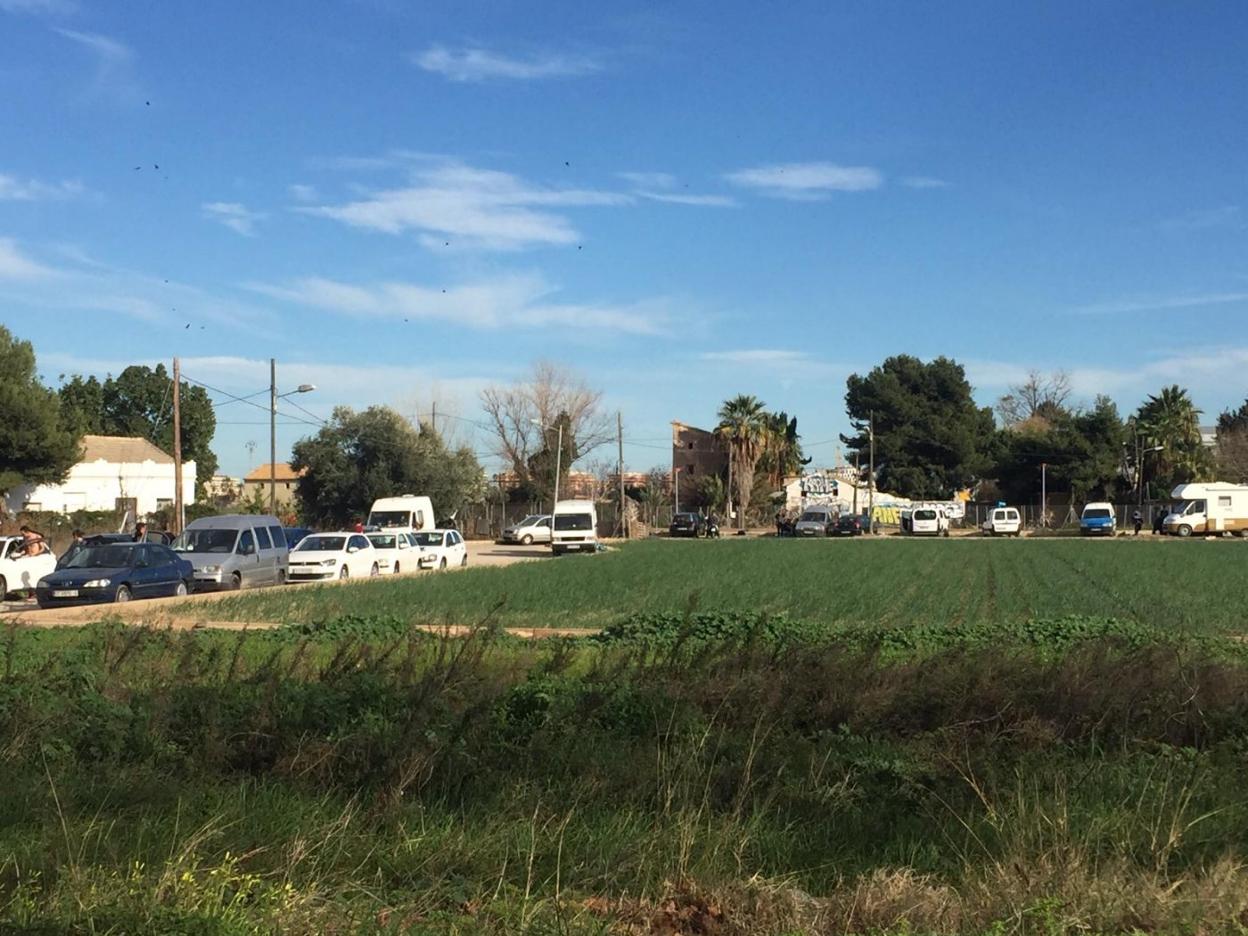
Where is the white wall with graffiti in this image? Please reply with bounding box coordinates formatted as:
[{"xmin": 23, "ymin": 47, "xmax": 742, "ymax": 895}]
[{"xmin": 784, "ymin": 470, "xmax": 967, "ymax": 525}]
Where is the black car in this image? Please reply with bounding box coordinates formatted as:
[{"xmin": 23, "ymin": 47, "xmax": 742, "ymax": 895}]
[
  {"xmin": 283, "ymin": 527, "xmax": 315, "ymax": 549},
  {"xmin": 37, "ymin": 542, "xmax": 195, "ymax": 608},
  {"xmin": 669, "ymin": 512, "xmax": 705, "ymax": 537},
  {"xmin": 833, "ymin": 514, "xmax": 865, "ymax": 536}
]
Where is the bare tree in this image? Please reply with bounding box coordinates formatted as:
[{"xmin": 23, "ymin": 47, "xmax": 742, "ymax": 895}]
[
  {"xmin": 1218, "ymin": 429, "xmax": 1248, "ymax": 483},
  {"xmin": 480, "ymin": 361, "xmax": 613, "ymax": 491},
  {"xmin": 995, "ymin": 370, "xmax": 1073, "ymax": 427}
]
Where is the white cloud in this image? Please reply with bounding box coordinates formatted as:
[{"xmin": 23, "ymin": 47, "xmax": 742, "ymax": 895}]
[
  {"xmin": 202, "ymin": 201, "xmax": 266, "ymax": 237},
  {"xmin": 901, "ymin": 176, "xmax": 950, "ymax": 189},
  {"xmin": 287, "ymin": 183, "xmax": 318, "ymax": 202},
  {"xmin": 412, "ymin": 44, "xmax": 600, "ymax": 82},
  {"xmin": 54, "ymin": 28, "xmax": 141, "ymax": 102},
  {"xmin": 724, "ymin": 162, "xmax": 884, "ymax": 200},
  {"xmin": 0, "ymin": 238, "xmax": 56, "ymax": 279},
  {"xmin": 700, "ymin": 349, "xmax": 812, "ymax": 365},
  {"xmin": 246, "ymin": 271, "xmax": 671, "ymax": 336},
  {"xmin": 0, "ymin": 0, "xmax": 76, "ymax": 13},
  {"xmin": 616, "ymin": 171, "xmax": 737, "ymax": 207},
  {"xmin": 0, "ymin": 172, "xmax": 84, "ymax": 200},
  {"xmin": 303, "ymin": 161, "xmax": 629, "ymax": 250},
  {"xmin": 1073, "ymin": 292, "xmax": 1248, "ymax": 316},
  {"xmin": 1157, "ymin": 205, "xmax": 1241, "ymax": 233}
]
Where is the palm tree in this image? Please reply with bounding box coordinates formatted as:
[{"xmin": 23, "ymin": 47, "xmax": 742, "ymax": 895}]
[
  {"xmin": 715, "ymin": 394, "xmax": 768, "ymax": 530},
  {"xmin": 760, "ymin": 411, "xmax": 806, "ymax": 486},
  {"xmin": 1134, "ymin": 385, "xmax": 1214, "ymax": 489}
]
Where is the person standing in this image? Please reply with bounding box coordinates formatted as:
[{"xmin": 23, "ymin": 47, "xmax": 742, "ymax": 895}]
[
  {"xmin": 17, "ymin": 525, "xmax": 46, "ymax": 557},
  {"xmin": 1132, "ymin": 510, "xmax": 1143, "ymax": 536},
  {"xmin": 133, "ymin": 521, "xmax": 148, "ymax": 542}
]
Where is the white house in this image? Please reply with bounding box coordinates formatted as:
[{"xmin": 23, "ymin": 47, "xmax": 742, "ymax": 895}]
[{"xmin": 6, "ymin": 435, "xmax": 196, "ymax": 517}]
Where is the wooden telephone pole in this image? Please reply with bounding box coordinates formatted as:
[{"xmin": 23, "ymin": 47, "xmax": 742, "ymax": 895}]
[
  {"xmin": 617, "ymin": 411, "xmax": 627, "ymax": 538},
  {"xmin": 172, "ymin": 358, "xmax": 183, "ymax": 534}
]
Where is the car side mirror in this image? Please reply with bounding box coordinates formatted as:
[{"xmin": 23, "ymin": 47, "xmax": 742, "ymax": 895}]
[{"xmin": 346, "ymin": 546, "xmax": 357, "ymax": 554}]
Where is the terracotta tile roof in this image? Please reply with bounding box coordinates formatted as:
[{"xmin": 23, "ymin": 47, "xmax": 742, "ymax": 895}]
[{"xmin": 243, "ymin": 462, "xmax": 306, "ymax": 483}]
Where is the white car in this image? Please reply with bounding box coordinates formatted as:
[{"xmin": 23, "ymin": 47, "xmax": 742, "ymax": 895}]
[
  {"xmin": 0, "ymin": 536, "xmax": 57, "ymax": 597},
  {"xmin": 366, "ymin": 531, "xmax": 420, "ymax": 574},
  {"xmin": 982, "ymin": 506, "xmax": 1022, "ymax": 537},
  {"xmin": 413, "ymin": 529, "xmax": 468, "ymax": 570},
  {"xmin": 287, "ymin": 532, "xmax": 379, "ymax": 582},
  {"xmin": 501, "ymin": 514, "xmax": 551, "ymax": 545},
  {"xmin": 909, "ymin": 506, "xmax": 950, "ymax": 537}
]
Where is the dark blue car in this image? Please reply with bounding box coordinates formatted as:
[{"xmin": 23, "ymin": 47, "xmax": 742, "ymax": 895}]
[{"xmin": 36, "ymin": 542, "xmax": 195, "ymax": 608}]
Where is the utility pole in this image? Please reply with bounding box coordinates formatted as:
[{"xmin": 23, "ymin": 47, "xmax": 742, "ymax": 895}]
[
  {"xmin": 867, "ymin": 411, "xmax": 875, "ymax": 533},
  {"xmin": 727, "ymin": 455, "xmax": 734, "ymax": 529},
  {"xmin": 269, "ymin": 357, "xmax": 277, "ymax": 516},
  {"xmin": 431, "ymin": 401, "xmax": 437, "ymax": 435},
  {"xmin": 552, "ymin": 422, "xmax": 563, "ymax": 512},
  {"xmin": 617, "ymin": 411, "xmax": 626, "ymax": 539},
  {"xmin": 853, "ymin": 450, "xmax": 860, "ymax": 515},
  {"xmin": 172, "ymin": 358, "xmax": 183, "ymax": 535},
  {"xmin": 1040, "ymin": 462, "xmax": 1047, "ymax": 528}
]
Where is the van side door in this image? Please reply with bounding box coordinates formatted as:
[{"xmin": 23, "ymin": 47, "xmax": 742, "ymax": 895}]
[
  {"xmin": 268, "ymin": 525, "xmax": 289, "ymax": 581},
  {"xmin": 235, "ymin": 529, "xmax": 257, "ymax": 586},
  {"xmin": 253, "ymin": 526, "xmax": 277, "ymax": 584}
]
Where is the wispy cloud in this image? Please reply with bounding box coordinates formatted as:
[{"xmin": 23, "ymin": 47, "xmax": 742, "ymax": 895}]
[
  {"xmin": 901, "ymin": 176, "xmax": 950, "ymax": 189},
  {"xmin": 724, "ymin": 162, "xmax": 884, "ymax": 200},
  {"xmin": 412, "ymin": 44, "xmax": 600, "ymax": 82},
  {"xmin": 287, "ymin": 184, "xmax": 318, "ymax": 202},
  {"xmin": 302, "ymin": 161, "xmax": 629, "ymax": 251},
  {"xmin": 700, "ymin": 349, "xmax": 811, "ymax": 365},
  {"xmin": 0, "ymin": 172, "xmax": 84, "ymax": 200},
  {"xmin": 0, "ymin": 238, "xmax": 56, "ymax": 279},
  {"xmin": 54, "ymin": 27, "xmax": 141, "ymax": 102},
  {"xmin": 1073, "ymin": 291, "xmax": 1248, "ymax": 316},
  {"xmin": 246, "ymin": 271, "xmax": 671, "ymax": 335},
  {"xmin": 0, "ymin": 0, "xmax": 76, "ymax": 14},
  {"xmin": 618, "ymin": 171, "xmax": 737, "ymax": 207},
  {"xmin": 202, "ymin": 202, "xmax": 266, "ymax": 237},
  {"xmin": 1157, "ymin": 205, "xmax": 1242, "ymax": 234}
]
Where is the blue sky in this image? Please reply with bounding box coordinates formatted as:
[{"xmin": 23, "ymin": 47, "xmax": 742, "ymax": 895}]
[{"xmin": 2, "ymin": 0, "xmax": 1246, "ymax": 477}]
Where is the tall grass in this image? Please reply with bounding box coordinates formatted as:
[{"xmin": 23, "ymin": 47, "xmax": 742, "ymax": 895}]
[
  {"xmin": 205, "ymin": 539, "xmax": 1248, "ymax": 634},
  {"xmin": 3, "ymin": 622, "xmax": 1248, "ymax": 932}
]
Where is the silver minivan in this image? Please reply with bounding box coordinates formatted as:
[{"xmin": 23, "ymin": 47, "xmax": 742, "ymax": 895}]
[{"xmin": 171, "ymin": 514, "xmax": 289, "ymax": 590}]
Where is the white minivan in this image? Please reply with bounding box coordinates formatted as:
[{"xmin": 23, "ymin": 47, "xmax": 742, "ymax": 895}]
[
  {"xmin": 909, "ymin": 506, "xmax": 950, "ymax": 537},
  {"xmin": 367, "ymin": 495, "xmax": 435, "ymax": 533},
  {"xmin": 551, "ymin": 499, "xmax": 598, "ymax": 555},
  {"xmin": 982, "ymin": 506, "xmax": 1022, "ymax": 537}
]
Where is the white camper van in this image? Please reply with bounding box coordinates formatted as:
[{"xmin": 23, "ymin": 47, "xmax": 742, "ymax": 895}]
[
  {"xmin": 551, "ymin": 499, "xmax": 598, "ymax": 555},
  {"xmin": 1163, "ymin": 483, "xmax": 1248, "ymax": 537},
  {"xmin": 367, "ymin": 495, "xmax": 435, "ymax": 533}
]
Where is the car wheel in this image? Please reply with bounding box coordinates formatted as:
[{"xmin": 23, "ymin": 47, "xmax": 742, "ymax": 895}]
[
  {"xmin": 1178, "ymin": 524, "xmax": 1193, "ymax": 538},
  {"xmin": 521, "ymin": 534, "xmax": 533, "ymax": 545},
  {"xmin": 175, "ymin": 582, "xmax": 188, "ymax": 597},
  {"xmin": 393, "ymin": 562, "xmax": 400, "ymax": 575},
  {"xmin": 231, "ymin": 572, "xmax": 243, "ymax": 591},
  {"xmin": 115, "ymin": 585, "xmax": 132, "ymax": 603},
  {"xmin": 461, "ymin": 554, "xmax": 468, "ymax": 567},
  {"xmin": 339, "ymin": 566, "xmax": 349, "ymax": 579},
  {"xmin": 370, "ymin": 563, "xmax": 379, "ymax": 577},
  {"xmin": 0, "ymin": 576, "xmax": 6, "ymax": 601},
  {"xmin": 277, "ymin": 569, "xmax": 286, "ymax": 585}
]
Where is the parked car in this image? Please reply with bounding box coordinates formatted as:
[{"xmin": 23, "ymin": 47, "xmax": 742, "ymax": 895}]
[
  {"xmin": 0, "ymin": 536, "xmax": 57, "ymax": 598},
  {"xmin": 283, "ymin": 527, "xmax": 315, "ymax": 549},
  {"xmin": 501, "ymin": 515, "xmax": 552, "ymax": 545},
  {"xmin": 413, "ymin": 529, "xmax": 468, "ymax": 569},
  {"xmin": 794, "ymin": 507, "xmax": 836, "ymax": 537},
  {"xmin": 833, "ymin": 513, "xmax": 864, "ymax": 536},
  {"xmin": 35, "ymin": 542, "xmax": 194, "ymax": 608},
  {"xmin": 982, "ymin": 506, "xmax": 1022, "ymax": 537},
  {"xmin": 1080, "ymin": 502, "xmax": 1117, "ymax": 537},
  {"xmin": 172, "ymin": 515, "xmax": 290, "ymax": 590},
  {"xmin": 669, "ymin": 512, "xmax": 704, "ymax": 538},
  {"xmin": 287, "ymin": 532, "xmax": 378, "ymax": 581},
  {"xmin": 909, "ymin": 506, "xmax": 951, "ymax": 537},
  {"xmin": 366, "ymin": 531, "xmax": 420, "ymax": 574}
]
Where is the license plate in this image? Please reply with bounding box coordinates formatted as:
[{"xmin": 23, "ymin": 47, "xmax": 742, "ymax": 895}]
[{"xmin": 53, "ymin": 589, "xmax": 79, "ymax": 598}]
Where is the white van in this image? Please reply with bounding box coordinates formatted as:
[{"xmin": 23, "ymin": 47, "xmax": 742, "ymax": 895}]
[
  {"xmin": 551, "ymin": 499, "xmax": 598, "ymax": 555},
  {"xmin": 982, "ymin": 506, "xmax": 1022, "ymax": 537},
  {"xmin": 172, "ymin": 514, "xmax": 289, "ymax": 590},
  {"xmin": 367, "ymin": 495, "xmax": 435, "ymax": 533},
  {"xmin": 909, "ymin": 506, "xmax": 950, "ymax": 537},
  {"xmin": 1164, "ymin": 483, "xmax": 1248, "ymax": 537}
]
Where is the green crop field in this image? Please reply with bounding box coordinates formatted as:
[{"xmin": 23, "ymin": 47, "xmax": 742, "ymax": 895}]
[{"xmin": 205, "ymin": 538, "xmax": 1248, "ymax": 634}]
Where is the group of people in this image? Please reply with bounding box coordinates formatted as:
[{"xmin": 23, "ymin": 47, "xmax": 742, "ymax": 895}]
[{"xmin": 11, "ymin": 521, "xmax": 150, "ymax": 561}]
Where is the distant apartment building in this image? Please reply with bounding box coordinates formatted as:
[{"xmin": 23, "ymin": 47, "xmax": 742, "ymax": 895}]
[
  {"xmin": 242, "ymin": 463, "xmax": 305, "ymax": 509},
  {"xmin": 671, "ymin": 421, "xmax": 729, "ymax": 507}
]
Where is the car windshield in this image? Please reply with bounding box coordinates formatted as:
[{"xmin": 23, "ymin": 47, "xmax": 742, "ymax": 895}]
[
  {"xmin": 172, "ymin": 529, "xmax": 237, "ymax": 553},
  {"xmin": 914, "ymin": 509, "xmax": 937, "ymax": 520},
  {"xmin": 1084, "ymin": 508, "xmax": 1112, "ymax": 519},
  {"xmin": 368, "ymin": 511, "xmax": 411, "ymax": 528},
  {"xmin": 64, "ymin": 545, "xmax": 136, "ymax": 569},
  {"xmin": 1179, "ymin": 500, "xmax": 1206, "ymax": 516},
  {"xmin": 411, "ymin": 532, "xmax": 442, "ymax": 546},
  {"xmin": 799, "ymin": 512, "xmax": 826, "ymax": 522},
  {"xmin": 367, "ymin": 535, "xmax": 396, "ymax": 549},
  {"xmin": 555, "ymin": 513, "xmax": 593, "ymax": 531},
  {"xmin": 295, "ymin": 536, "xmax": 346, "ymax": 551}
]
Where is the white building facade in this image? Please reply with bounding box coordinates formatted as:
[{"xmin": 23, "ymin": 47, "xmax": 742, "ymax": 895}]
[{"xmin": 6, "ymin": 435, "xmax": 196, "ymax": 517}]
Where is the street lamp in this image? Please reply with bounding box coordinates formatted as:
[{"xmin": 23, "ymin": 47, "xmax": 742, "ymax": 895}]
[
  {"xmin": 530, "ymin": 418, "xmax": 564, "ymax": 514},
  {"xmin": 269, "ymin": 356, "xmax": 316, "ymax": 515}
]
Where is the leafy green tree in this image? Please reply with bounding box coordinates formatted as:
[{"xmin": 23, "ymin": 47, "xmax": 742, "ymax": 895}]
[
  {"xmin": 842, "ymin": 355, "xmax": 995, "ymax": 499},
  {"xmin": 994, "ymin": 396, "xmax": 1125, "ymax": 504},
  {"xmin": 758, "ymin": 411, "xmax": 807, "ymax": 486},
  {"xmin": 58, "ymin": 365, "xmax": 218, "ymax": 488},
  {"xmin": 291, "ymin": 405, "xmax": 484, "ymax": 528},
  {"xmin": 1133, "ymin": 385, "xmax": 1213, "ymax": 491},
  {"xmin": 715, "ymin": 394, "xmax": 769, "ymax": 529},
  {"xmin": 0, "ymin": 326, "xmax": 82, "ymax": 501}
]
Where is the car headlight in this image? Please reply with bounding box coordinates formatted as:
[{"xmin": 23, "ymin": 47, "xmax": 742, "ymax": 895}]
[
  {"xmin": 320, "ymin": 558, "xmax": 338, "ymax": 566},
  {"xmin": 83, "ymin": 578, "xmax": 111, "ymax": 588},
  {"xmin": 202, "ymin": 565, "xmax": 221, "ymax": 573}
]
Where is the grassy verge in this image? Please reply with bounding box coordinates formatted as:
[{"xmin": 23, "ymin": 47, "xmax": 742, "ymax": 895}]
[
  {"xmin": 3, "ymin": 620, "xmax": 1248, "ymax": 933},
  {"xmin": 202, "ymin": 539, "xmax": 1248, "ymax": 634}
]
